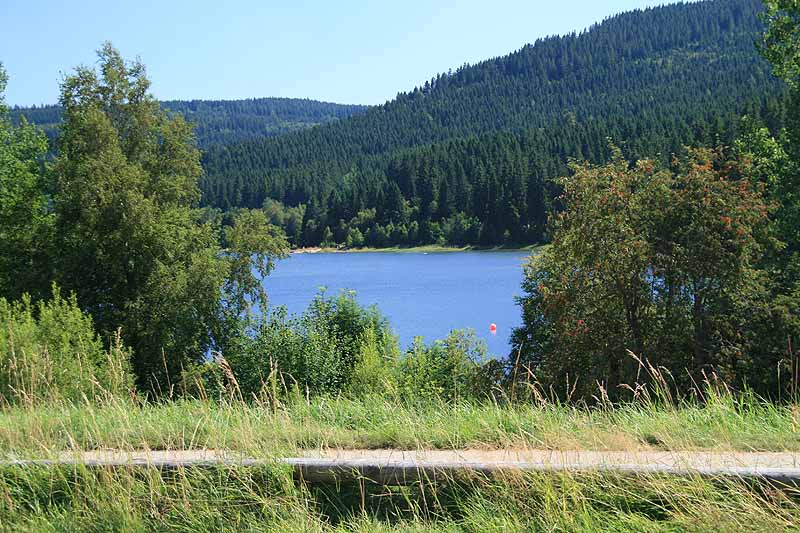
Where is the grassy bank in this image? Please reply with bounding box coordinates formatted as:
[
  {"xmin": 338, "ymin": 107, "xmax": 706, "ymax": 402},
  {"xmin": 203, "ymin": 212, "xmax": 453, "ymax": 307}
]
[
  {"xmin": 1, "ymin": 394, "xmax": 798, "ymax": 457},
  {"xmin": 1, "ymin": 395, "xmax": 799, "ymax": 531}
]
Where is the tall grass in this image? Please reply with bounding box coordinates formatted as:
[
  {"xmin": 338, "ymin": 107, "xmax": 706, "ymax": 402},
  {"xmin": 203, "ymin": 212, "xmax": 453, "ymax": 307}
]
[
  {"xmin": 0, "ymin": 390, "xmax": 798, "ymax": 457},
  {"xmin": 0, "ymin": 462, "xmax": 797, "ymax": 531},
  {"xmin": 1, "ymin": 369, "xmax": 799, "ymax": 530}
]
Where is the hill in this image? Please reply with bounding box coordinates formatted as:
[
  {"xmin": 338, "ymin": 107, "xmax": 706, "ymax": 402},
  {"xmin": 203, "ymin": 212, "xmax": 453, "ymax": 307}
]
[
  {"xmin": 200, "ymin": 0, "xmax": 788, "ymax": 247},
  {"xmin": 9, "ymin": 97, "xmax": 367, "ymax": 148}
]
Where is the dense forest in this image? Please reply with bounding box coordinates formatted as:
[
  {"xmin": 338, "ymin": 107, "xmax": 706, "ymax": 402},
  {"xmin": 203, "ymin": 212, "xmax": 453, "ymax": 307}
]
[
  {"xmin": 10, "ymin": 97, "xmax": 367, "ymax": 148},
  {"xmin": 201, "ymin": 0, "xmax": 788, "ymax": 247}
]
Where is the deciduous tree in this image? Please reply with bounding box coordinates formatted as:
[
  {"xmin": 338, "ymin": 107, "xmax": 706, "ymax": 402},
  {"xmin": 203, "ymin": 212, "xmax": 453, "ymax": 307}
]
[
  {"xmin": 0, "ymin": 63, "xmax": 52, "ymax": 301},
  {"xmin": 52, "ymin": 44, "xmax": 288, "ymax": 392},
  {"xmin": 512, "ymin": 149, "xmax": 773, "ymax": 399}
]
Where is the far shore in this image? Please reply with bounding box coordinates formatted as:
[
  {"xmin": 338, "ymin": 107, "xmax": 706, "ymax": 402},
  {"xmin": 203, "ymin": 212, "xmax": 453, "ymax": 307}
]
[{"xmin": 290, "ymin": 244, "xmax": 545, "ymax": 255}]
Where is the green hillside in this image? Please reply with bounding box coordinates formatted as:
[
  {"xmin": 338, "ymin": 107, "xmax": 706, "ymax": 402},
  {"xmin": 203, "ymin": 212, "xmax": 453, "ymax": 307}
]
[{"xmin": 200, "ymin": 0, "xmax": 787, "ymax": 247}]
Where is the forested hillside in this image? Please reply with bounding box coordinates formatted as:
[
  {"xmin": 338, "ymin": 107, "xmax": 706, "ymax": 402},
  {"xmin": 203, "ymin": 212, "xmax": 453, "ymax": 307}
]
[
  {"xmin": 201, "ymin": 0, "xmax": 788, "ymax": 247},
  {"xmin": 10, "ymin": 98, "xmax": 367, "ymax": 148}
]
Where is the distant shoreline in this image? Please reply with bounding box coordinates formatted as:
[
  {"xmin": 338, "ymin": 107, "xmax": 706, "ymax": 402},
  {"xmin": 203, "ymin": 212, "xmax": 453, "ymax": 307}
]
[{"xmin": 290, "ymin": 244, "xmax": 544, "ymax": 255}]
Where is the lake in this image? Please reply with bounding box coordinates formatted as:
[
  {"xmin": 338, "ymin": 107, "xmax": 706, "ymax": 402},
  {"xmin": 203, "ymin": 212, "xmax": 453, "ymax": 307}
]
[{"xmin": 261, "ymin": 250, "xmax": 532, "ymax": 356}]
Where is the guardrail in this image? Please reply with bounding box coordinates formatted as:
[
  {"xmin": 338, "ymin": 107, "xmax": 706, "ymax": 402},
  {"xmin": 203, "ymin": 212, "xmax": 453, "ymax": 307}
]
[{"xmin": 4, "ymin": 450, "xmax": 799, "ymax": 485}]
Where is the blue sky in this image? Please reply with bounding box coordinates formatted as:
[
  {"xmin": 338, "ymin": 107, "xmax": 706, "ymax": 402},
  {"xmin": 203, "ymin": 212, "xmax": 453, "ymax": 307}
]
[{"xmin": 2, "ymin": 0, "xmax": 674, "ymax": 107}]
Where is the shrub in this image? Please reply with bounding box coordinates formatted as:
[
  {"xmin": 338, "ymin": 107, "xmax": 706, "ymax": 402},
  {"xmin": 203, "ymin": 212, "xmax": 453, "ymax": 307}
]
[
  {"xmin": 188, "ymin": 290, "xmax": 399, "ymax": 400},
  {"xmin": 347, "ymin": 325, "xmax": 399, "ymax": 397},
  {"xmin": 397, "ymin": 329, "xmax": 489, "ymax": 403},
  {"xmin": 0, "ymin": 286, "xmax": 132, "ymax": 405}
]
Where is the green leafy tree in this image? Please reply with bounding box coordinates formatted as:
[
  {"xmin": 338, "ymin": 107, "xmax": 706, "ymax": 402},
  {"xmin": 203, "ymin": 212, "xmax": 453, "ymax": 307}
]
[
  {"xmin": 512, "ymin": 149, "xmax": 773, "ymax": 399},
  {"xmin": 760, "ymin": 0, "xmax": 800, "ymax": 89},
  {"xmin": 346, "ymin": 227, "xmax": 365, "ymax": 248},
  {"xmin": 51, "ymin": 44, "xmax": 288, "ymax": 393},
  {"xmin": 760, "ymin": 1, "xmax": 800, "ymax": 258},
  {"xmin": 0, "ymin": 63, "xmax": 52, "ymax": 301},
  {"xmin": 754, "ymin": 0, "xmax": 800, "ymax": 395},
  {"xmin": 222, "ymin": 208, "xmax": 289, "ymax": 318}
]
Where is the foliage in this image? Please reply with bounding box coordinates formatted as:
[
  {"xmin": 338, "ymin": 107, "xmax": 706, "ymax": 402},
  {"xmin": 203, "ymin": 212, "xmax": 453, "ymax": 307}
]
[
  {"xmin": 264, "ymin": 199, "xmax": 306, "ymax": 246},
  {"xmin": 0, "ymin": 63, "xmax": 52, "ymax": 302},
  {"xmin": 0, "ymin": 286, "xmax": 131, "ymax": 405},
  {"xmin": 48, "ymin": 44, "xmax": 289, "ymax": 394},
  {"xmin": 396, "ymin": 330, "xmax": 490, "ymax": 403},
  {"xmin": 512, "ymin": 148, "xmax": 777, "ymax": 400},
  {"xmin": 760, "ymin": 0, "xmax": 800, "ymax": 89},
  {"xmin": 188, "ymin": 291, "xmax": 397, "ymax": 399},
  {"xmin": 347, "ymin": 325, "xmax": 398, "ymax": 397},
  {"xmin": 221, "ymin": 208, "xmax": 289, "ymax": 318},
  {"xmin": 185, "ymin": 293, "xmax": 497, "ymax": 403},
  {"xmin": 754, "ymin": 0, "xmax": 800, "ymax": 398},
  {"xmin": 759, "ymin": 2, "xmax": 800, "ymax": 264}
]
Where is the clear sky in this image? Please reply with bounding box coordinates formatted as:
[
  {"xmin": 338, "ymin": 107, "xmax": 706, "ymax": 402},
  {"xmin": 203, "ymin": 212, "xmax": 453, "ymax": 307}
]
[{"xmin": 2, "ymin": 0, "xmax": 675, "ymax": 107}]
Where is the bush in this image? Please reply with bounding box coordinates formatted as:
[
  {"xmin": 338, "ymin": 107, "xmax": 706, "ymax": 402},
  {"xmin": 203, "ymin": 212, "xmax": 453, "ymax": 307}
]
[
  {"xmin": 188, "ymin": 290, "xmax": 399, "ymax": 400},
  {"xmin": 347, "ymin": 325, "xmax": 399, "ymax": 397},
  {"xmin": 184, "ymin": 295, "xmax": 502, "ymax": 404},
  {"xmin": 0, "ymin": 286, "xmax": 132, "ymax": 405},
  {"xmin": 397, "ymin": 329, "xmax": 489, "ymax": 403},
  {"xmin": 183, "ymin": 298, "xmax": 505, "ymax": 403}
]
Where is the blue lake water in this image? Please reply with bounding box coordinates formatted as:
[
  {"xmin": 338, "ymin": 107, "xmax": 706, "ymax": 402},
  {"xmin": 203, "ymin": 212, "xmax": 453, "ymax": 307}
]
[{"xmin": 261, "ymin": 251, "xmax": 532, "ymax": 356}]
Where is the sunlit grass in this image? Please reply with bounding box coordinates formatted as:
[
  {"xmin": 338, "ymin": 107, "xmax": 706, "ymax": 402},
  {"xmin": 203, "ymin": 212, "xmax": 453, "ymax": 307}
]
[
  {"xmin": 1, "ymin": 392, "xmax": 798, "ymax": 458},
  {"xmin": 1, "ymin": 390, "xmax": 799, "ymax": 530}
]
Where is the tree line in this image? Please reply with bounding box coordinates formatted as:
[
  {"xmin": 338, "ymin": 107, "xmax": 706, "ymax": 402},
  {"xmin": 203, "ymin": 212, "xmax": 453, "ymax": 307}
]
[{"xmin": 10, "ymin": 97, "xmax": 366, "ymax": 149}]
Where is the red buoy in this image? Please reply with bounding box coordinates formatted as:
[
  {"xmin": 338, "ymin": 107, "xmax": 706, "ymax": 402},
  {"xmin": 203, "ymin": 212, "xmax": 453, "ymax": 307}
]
[{"xmin": 489, "ymin": 323, "xmax": 497, "ymax": 334}]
